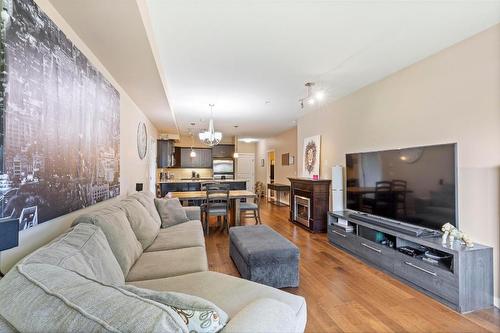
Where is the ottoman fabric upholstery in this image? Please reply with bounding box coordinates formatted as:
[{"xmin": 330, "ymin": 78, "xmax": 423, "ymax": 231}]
[{"xmin": 229, "ymin": 225, "xmax": 299, "ymax": 288}]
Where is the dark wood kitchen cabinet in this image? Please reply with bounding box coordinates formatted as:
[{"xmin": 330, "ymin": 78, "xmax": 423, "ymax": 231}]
[
  {"xmin": 180, "ymin": 148, "xmax": 212, "ymax": 168},
  {"xmin": 212, "ymin": 144, "xmax": 235, "ymax": 158},
  {"xmin": 157, "ymin": 140, "xmax": 175, "ymax": 168}
]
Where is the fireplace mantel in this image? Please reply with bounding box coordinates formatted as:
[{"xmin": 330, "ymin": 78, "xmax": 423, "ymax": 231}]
[{"xmin": 288, "ymin": 177, "xmax": 331, "ymax": 233}]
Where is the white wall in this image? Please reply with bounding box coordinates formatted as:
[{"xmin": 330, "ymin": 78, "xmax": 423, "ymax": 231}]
[
  {"xmin": 297, "ymin": 24, "xmax": 500, "ymax": 305},
  {"xmin": 256, "ymin": 127, "xmax": 298, "ymax": 204},
  {"xmin": 0, "ymin": 0, "xmax": 159, "ymax": 273}
]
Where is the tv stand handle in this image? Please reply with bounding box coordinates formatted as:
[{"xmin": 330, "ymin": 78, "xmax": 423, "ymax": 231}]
[
  {"xmin": 361, "ymin": 242, "xmax": 381, "ymax": 253},
  {"xmin": 404, "ymin": 261, "xmax": 437, "ymax": 276},
  {"xmin": 332, "ymin": 230, "xmax": 347, "ymax": 238}
]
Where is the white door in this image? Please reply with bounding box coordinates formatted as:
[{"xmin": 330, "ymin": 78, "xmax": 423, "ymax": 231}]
[
  {"xmin": 235, "ymin": 153, "xmax": 255, "ymax": 192},
  {"xmin": 148, "ymin": 137, "xmax": 157, "ymax": 195}
]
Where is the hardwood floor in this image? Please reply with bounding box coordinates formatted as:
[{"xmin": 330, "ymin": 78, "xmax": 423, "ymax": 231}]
[{"xmin": 204, "ymin": 201, "xmax": 500, "ymax": 333}]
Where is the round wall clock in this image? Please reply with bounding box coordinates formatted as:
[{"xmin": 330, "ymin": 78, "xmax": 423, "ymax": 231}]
[
  {"xmin": 399, "ymin": 147, "xmax": 424, "ymax": 164},
  {"xmin": 137, "ymin": 122, "xmax": 148, "ymax": 160}
]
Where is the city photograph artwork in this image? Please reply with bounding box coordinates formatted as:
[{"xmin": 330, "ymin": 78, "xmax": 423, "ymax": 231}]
[{"xmin": 0, "ymin": 0, "xmax": 120, "ymax": 230}]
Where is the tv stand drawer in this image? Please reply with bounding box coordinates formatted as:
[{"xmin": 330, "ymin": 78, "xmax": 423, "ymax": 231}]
[
  {"xmin": 394, "ymin": 259, "xmax": 459, "ymax": 304},
  {"xmin": 327, "ymin": 226, "xmax": 356, "ymax": 253},
  {"xmin": 356, "ymin": 238, "xmax": 395, "ymax": 272}
]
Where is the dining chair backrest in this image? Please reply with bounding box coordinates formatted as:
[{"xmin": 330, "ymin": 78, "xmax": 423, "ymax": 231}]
[
  {"xmin": 374, "ymin": 181, "xmax": 392, "ymax": 202},
  {"xmin": 205, "ymin": 186, "xmax": 230, "ymax": 211},
  {"xmin": 205, "ymin": 183, "xmax": 230, "ymax": 191},
  {"xmin": 392, "ymin": 179, "xmax": 407, "ymax": 202}
]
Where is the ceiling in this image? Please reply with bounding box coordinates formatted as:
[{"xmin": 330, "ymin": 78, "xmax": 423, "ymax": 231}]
[
  {"xmin": 48, "ymin": 0, "xmax": 177, "ymax": 133},
  {"xmin": 146, "ymin": 0, "xmax": 500, "ymax": 138}
]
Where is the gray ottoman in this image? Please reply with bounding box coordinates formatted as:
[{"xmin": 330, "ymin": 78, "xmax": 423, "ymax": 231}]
[{"xmin": 229, "ymin": 225, "xmax": 299, "ymax": 288}]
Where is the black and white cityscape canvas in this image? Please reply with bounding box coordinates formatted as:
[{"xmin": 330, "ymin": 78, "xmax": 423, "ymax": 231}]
[{"xmin": 0, "ymin": 0, "xmax": 120, "ymax": 230}]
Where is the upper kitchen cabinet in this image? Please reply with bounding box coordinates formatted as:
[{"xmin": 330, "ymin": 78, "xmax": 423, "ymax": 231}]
[
  {"xmin": 157, "ymin": 140, "xmax": 175, "ymax": 168},
  {"xmin": 180, "ymin": 148, "xmax": 212, "ymax": 168},
  {"xmin": 212, "ymin": 144, "xmax": 235, "ymax": 158}
]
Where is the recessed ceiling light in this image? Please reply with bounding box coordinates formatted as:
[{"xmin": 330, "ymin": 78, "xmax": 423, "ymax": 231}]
[
  {"xmin": 315, "ymin": 91, "xmax": 325, "ymax": 100},
  {"xmin": 265, "ymin": 100, "xmax": 271, "ymax": 104}
]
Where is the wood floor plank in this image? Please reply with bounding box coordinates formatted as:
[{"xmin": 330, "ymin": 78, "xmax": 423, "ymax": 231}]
[{"xmin": 204, "ymin": 201, "xmax": 499, "ymax": 333}]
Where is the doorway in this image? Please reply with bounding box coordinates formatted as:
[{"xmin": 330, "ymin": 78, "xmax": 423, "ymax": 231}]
[
  {"xmin": 266, "ymin": 150, "xmax": 276, "ymax": 201},
  {"xmin": 235, "ymin": 153, "xmax": 255, "ymax": 193}
]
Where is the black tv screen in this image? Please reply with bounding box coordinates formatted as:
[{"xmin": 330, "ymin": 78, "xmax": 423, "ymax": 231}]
[{"xmin": 345, "ymin": 144, "xmax": 457, "ymax": 230}]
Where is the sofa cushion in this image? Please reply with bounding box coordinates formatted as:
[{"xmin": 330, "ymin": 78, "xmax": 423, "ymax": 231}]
[
  {"xmin": 130, "ymin": 191, "xmax": 162, "ymax": 227},
  {"xmin": 155, "ymin": 198, "xmax": 190, "ymax": 228},
  {"xmin": 184, "ymin": 206, "xmax": 201, "ymax": 221},
  {"xmin": 122, "ymin": 285, "xmax": 228, "ymax": 333},
  {"xmin": 73, "ymin": 207, "xmax": 142, "ymax": 276},
  {"xmin": 117, "ymin": 198, "xmax": 160, "ymax": 249},
  {"xmin": 0, "ymin": 314, "xmax": 16, "ymax": 333},
  {"xmin": 23, "ymin": 223, "xmax": 124, "ymax": 285},
  {"xmin": 0, "ymin": 263, "xmax": 188, "ymax": 333},
  {"xmin": 146, "ymin": 220, "xmax": 205, "ymax": 252},
  {"xmin": 221, "ymin": 298, "xmax": 296, "ymax": 333},
  {"xmin": 127, "ymin": 271, "xmax": 307, "ymax": 333},
  {"xmin": 126, "ymin": 247, "xmax": 208, "ymax": 282}
]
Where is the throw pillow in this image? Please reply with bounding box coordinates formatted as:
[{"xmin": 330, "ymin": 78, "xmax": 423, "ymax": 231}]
[
  {"xmin": 121, "ymin": 285, "xmax": 227, "ymax": 333},
  {"xmin": 154, "ymin": 198, "xmax": 190, "ymax": 228}
]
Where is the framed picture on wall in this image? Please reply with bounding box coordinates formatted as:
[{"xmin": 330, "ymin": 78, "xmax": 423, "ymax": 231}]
[
  {"xmin": 260, "ymin": 159, "xmax": 265, "ymax": 167},
  {"xmin": 290, "ymin": 156, "xmax": 295, "ymax": 165},
  {"xmin": 302, "ymin": 135, "xmax": 321, "ymax": 178},
  {"xmin": 281, "ymin": 153, "xmax": 290, "ymax": 166}
]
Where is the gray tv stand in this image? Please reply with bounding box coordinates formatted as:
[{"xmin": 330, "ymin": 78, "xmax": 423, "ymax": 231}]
[{"xmin": 328, "ymin": 211, "xmax": 493, "ymax": 313}]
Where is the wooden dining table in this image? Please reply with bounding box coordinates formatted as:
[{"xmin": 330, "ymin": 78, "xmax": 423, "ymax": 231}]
[{"xmin": 170, "ymin": 190, "xmax": 256, "ymax": 226}]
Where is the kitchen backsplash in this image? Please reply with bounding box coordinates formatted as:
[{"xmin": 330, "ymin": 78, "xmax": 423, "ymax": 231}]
[{"xmin": 157, "ymin": 168, "xmax": 213, "ymax": 181}]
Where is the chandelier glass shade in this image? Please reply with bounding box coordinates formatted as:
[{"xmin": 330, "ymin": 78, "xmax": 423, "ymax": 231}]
[{"xmin": 198, "ymin": 104, "xmax": 222, "ymax": 146}]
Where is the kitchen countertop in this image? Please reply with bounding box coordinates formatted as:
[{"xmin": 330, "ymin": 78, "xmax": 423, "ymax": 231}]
[{"xmin": 157, "ymin": 179, "xmax": 248, "ymax": 184}]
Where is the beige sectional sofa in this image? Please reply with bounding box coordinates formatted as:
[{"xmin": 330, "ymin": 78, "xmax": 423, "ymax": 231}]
[{"xmin": 0, "ymin": 191, "xmax": 307, "ymax": 332}]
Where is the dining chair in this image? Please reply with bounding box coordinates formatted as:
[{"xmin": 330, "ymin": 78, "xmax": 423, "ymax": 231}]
[
  {"xmin": 239, "ymin": 194, "xmax": 262, "ymax": 225},
  {"xmin": 392, "ymin": 179, "xmax": 407, "ymax": 218},
  {"xmin": 202, "ymin": 184, "xmax": 230, "ymax": 235}
]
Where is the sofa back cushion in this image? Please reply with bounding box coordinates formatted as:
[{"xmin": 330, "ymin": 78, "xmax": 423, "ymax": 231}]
[
  {"xmin": 0, "ymin": 263, "xmax": 187, "ymax": 333},
  {"xmin": 117, "ymin": 198, "xmax": 160, "ymax": 249},
  {"xmin": 73, "ymin": 207, "xmax": 142, "ymax": 276},
  {"xmin": 23, "ymin": 223, "xmax": 124, "ymax": 285},
  {"xmin": 130, "ymin": 191, "xmax": 162, "ymax": 227}
]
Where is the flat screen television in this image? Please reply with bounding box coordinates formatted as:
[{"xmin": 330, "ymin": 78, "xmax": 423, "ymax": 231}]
[{"xmin": 345, "ymin": 143, "xmax": 457, "ymax": 231}]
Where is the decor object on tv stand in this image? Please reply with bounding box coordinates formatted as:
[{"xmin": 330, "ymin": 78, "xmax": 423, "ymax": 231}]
[
  {"xmin": 289, "ymin": 177, "xmax": 331, "ymax": 233},
  {"xmin": 302, "ymin": 135, "xmax": 321, "ymax": 177},
  {"xmin": 0, "ymin": 0, "xmax": 121, "ymax": 231},
  {"xmin": 441, "ymin": 223, "xmax": 474, "ymax": 247}
]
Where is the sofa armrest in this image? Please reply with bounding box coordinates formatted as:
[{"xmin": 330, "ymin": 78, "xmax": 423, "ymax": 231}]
[
  {"xmin": 222, "ymin": 298, "xmax": 299, "ymax": 333},
  {"xmin": 183, "ymin": 206, "xmax": 201, "ymax": 221}
]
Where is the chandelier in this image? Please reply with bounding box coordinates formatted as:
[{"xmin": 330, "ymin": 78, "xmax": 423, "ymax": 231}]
[{"xmin": 198, "ymin": 104, "xmax": 222, "ymax": 146}]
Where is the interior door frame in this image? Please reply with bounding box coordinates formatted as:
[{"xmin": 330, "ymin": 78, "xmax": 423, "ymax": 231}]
[
  {"xmin": 235, "ymin": 153, "xmax": 255, "ymax": 192},
  {"xmin": 266, "ymin": 149, "xmax": 276, "ymax": 185}
]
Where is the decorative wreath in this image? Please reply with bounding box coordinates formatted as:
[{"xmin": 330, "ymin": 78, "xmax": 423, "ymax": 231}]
[{"xmin": 304, "ymin": 140, "xmax": 317, "ymax": 174}]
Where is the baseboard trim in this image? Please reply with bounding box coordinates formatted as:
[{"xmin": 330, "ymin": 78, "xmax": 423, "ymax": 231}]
[{"xmin": 494, "ymin": 296, "xmax": 499, "ymax": 308}]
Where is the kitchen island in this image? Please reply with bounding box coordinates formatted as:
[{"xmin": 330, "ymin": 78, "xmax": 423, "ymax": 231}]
[{"xmin": 157, "ymin": 179, "xmax": 248, "ymax": 197}]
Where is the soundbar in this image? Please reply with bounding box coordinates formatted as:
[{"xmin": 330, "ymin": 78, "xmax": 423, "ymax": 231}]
[{"xmin": 347, "ymin": 213, "xmax": 431, "ymax": 237}]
